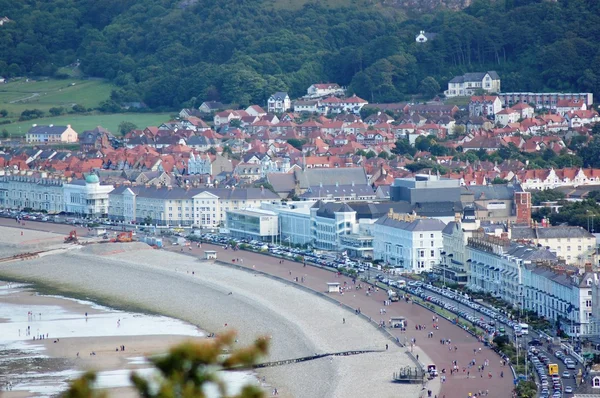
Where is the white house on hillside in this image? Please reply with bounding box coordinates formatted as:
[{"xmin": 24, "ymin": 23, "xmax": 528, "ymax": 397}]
[
  {"xmin": 267, "ymin": 92, "xmax": 291, "ymax": 114},
  {"xmin": 415, "ymin": 30, "xmax": 436, "ymax": 43},
  {"xmin": 445, "ymin": 71, "xmax": 501, "ymax": 97}
]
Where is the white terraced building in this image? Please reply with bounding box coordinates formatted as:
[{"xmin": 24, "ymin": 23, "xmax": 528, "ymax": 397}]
[
  {"xmin": 466, "ymin": 233, "xmax": 558, "ymax": 306},
  {"xmin": 522, "ymin": 266, "xmax": 594, "ymax": 337}
]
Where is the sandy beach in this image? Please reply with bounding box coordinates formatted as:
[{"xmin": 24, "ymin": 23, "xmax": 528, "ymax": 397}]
[{"xmin": 0, "ymin": 226, "xmax": 427, "ymax": 397}]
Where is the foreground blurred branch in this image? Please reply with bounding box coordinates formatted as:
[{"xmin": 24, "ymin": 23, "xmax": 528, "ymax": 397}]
[{"xmin": 61, "ymin": 331, "xmax": 269, "ymax": 398}]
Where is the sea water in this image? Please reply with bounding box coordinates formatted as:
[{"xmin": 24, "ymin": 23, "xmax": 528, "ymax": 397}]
[{"xmin": 0, "ymin": 282, "xmax": 258, "ymax": 397}]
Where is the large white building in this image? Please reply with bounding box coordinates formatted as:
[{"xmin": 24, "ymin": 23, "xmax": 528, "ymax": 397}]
[
  {"xmin": 108, "ymin": 186, "xmax": 280, "ymax": 227},
  {"xmin": 373, "ymin": 210, "xmax": 446, "ymax": 273},
  {"xmin": 0, "ymin": 172, "xmax": 113, "ymax": 216}
]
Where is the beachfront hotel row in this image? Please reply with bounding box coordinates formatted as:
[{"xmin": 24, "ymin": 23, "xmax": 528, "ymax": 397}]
[{"xmin": 1, "ymin": 170, "xmax": 600, "ymax": 337}]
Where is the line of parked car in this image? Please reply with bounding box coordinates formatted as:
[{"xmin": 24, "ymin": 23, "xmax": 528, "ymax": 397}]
[{"xmin": 529, "ymin": 346, "xmax": 575, "ymax": 397}]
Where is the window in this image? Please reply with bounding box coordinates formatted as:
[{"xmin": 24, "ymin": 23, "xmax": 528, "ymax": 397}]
[
  {"xmin": 567, "ymin": 246, "xmax": 571, "ymax": 251},
  {"xmin": 420, "ymin": 234, "xmax": 423, "ymax": 238},
  {"xmin": 431, "ymin": 241, "xmax": 434, "ymax": 247},
  {"xmin": 430, "ymin": 250, "xmax": 435, "ymax": 257},
  {"xmin": 420, "ymin": 250, "xmax": 425, "ymax": 257},
  {"xmin": 593, "ymin": 377, "xmax": 600, "ymax": 388},
  {"xmin": 578, "ymin": 246, "xmax": 582, "ymax": 251},
  {"xmin": 586, "ymin": 300, "xmax": 592, "ymax": 308},
  {"xmin": 430, "ymin": 234, "xmax": 434, "ymax": 238}
]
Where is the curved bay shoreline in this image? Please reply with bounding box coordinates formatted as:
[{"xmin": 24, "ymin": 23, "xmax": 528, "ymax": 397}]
[{"xmin": 0, "ymin": 231, "xmax": 419, "ymax": 398}]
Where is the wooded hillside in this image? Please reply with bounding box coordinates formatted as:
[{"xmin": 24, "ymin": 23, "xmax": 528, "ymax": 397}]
[{"xmin": 0, "ymin": 0, "xmax": 598, "ymax": 109}]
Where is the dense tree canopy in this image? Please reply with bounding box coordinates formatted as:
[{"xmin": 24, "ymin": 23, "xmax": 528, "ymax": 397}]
[{"xmin": 1, "ymin": 0, "xmax": 600, "ymax": 109}]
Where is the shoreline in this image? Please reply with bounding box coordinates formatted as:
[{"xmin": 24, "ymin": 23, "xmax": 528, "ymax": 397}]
[
  {"xmin": 0, "ymin": 281, "xmax": 213, "ymax": 397},
  {"xmin": 0, "ymin": 228, "xmax": 425, "ymax": 397}
]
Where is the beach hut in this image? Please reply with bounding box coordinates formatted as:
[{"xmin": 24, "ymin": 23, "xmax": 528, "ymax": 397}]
[
  {"xmin": 204, "ymin": 250, "xmax": 217, "ymax": 260},
  {"xmin": 326, "ymin": 282, "xmax": 340, "ymax": 293}
]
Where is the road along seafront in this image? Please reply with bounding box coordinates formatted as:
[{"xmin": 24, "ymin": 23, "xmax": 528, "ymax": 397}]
[{"xmin": 0, "ymin": 226, "xmax": 423, "ymax": 398}]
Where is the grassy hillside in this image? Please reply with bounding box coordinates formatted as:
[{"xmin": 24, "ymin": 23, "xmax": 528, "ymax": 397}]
[
  {"xmin": 2, "ymin": 113, "xmax": 171, "ymax": 137},
  {"xmin": 0, "ymin": 78, "xmax": 115, "ymax": 118}
]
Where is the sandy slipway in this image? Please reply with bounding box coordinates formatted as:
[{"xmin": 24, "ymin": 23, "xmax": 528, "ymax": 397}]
[{"xmin": 0, "ymin": 238, "xmax": 421, "ymax": 398}]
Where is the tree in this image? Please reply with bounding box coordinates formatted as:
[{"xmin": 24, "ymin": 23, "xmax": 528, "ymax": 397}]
[
  {"xmin": 530, "ymin": 189, "xmax": 566, "ymax": 206},
  {"xmin": 230, "ymin": 119, "xmax": 242, "ymax": 128},
  {"xmin": 118, "ymin": 121, "xmax": 138, "ymax": 135},
  {"xmin": 377, "ymin": 151, "xmax": 390, "ymax": 159},
  {"xmin": 49, "ymin": 107, "xmax": 65, "ymax": 116},
  {"xmin": 143, "ymin": 216, "xmax": 153, "ymax": 225},
  {"xmin": 578, "ymin": 136, "xmax": 600, "ymax": 168},
  {"xmin": 365, "ymin": 151, "xmax": 376, "ymax": 159},
  {"xmin": 415, "ymin": 136, "xmax": 433, "ymax": 152},
  {"xmin": 419, "ymin": 76, "xmax": 440, "ymax": 99},
  {"xmin": 63, "ymin": 331, "xmax": 268, "ymax": 398},
  {"xmin": 0, "ymin": 109, "xmax": 7, "ymax": 117},
  {"xmin": 392, "ymin": 138, "xmax": 417, "ymax": 157},
  {"xmin": 491, "ymin": 177, "xmax": 509, "ymax": 184},
  {"xmin": 286, "ymin": 138, "xmax": 306, "ymax": 150},
  {"xmin": 71, "ymin": 104, "xmax": 87, "ymax": 113},
  {"xmin": 1, "ymin": 129, "xmax": 9, "ymax": 139},
  {"xmin": 19, "ymin": 109, "xmax": 44, "ymax": 121}
]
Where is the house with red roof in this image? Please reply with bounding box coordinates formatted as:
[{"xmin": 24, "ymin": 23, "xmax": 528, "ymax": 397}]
[
  {"xmin": 495, "ymin": 107, "xmax": 520, "ymax": 126},
  {"xmin": 213, "ymin": 110, "xmax": 248, "ymax": 127},
  {"xmin": 245, "ymin": 105, "xmax": 267, "ymax": 117},
  {"xmin": 556, "ymin": 99, "xmax": 586, "ymax": 116},
  {"xmin": 511, "ymin": 102, "xmax": 535, "ymax": 119},
  {"xmin": 566, "ymin": 110, "xmax": 600, "ymax": 128}
]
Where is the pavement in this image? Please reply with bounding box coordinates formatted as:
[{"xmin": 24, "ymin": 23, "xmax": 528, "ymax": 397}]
[{"xmin": 0, "ymin": 218, "xmax": 515, "ymax": 398}]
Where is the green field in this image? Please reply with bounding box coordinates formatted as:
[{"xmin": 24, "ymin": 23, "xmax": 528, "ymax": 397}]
[
  {"xmin": 0, "ymin": 78, "xmax": 115, "ymax": 117},
  {"xmin": 0, "ymin": 78, "xmax": 173, "ymax": 136},
  {"xmin": 3, "ymin": 113, "xmax": 172, "ymax": 137}
]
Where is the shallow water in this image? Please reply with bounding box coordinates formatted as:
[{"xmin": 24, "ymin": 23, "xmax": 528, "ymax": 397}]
[{"xmin": 0, "ymin": 282, "xmax": 256, "ymax": 397}]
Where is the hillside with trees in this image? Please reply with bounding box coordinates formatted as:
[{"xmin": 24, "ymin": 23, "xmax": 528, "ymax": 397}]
[{"xmin": 0, "ymin": 0, "xmax": 599, "ymax": 110}]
